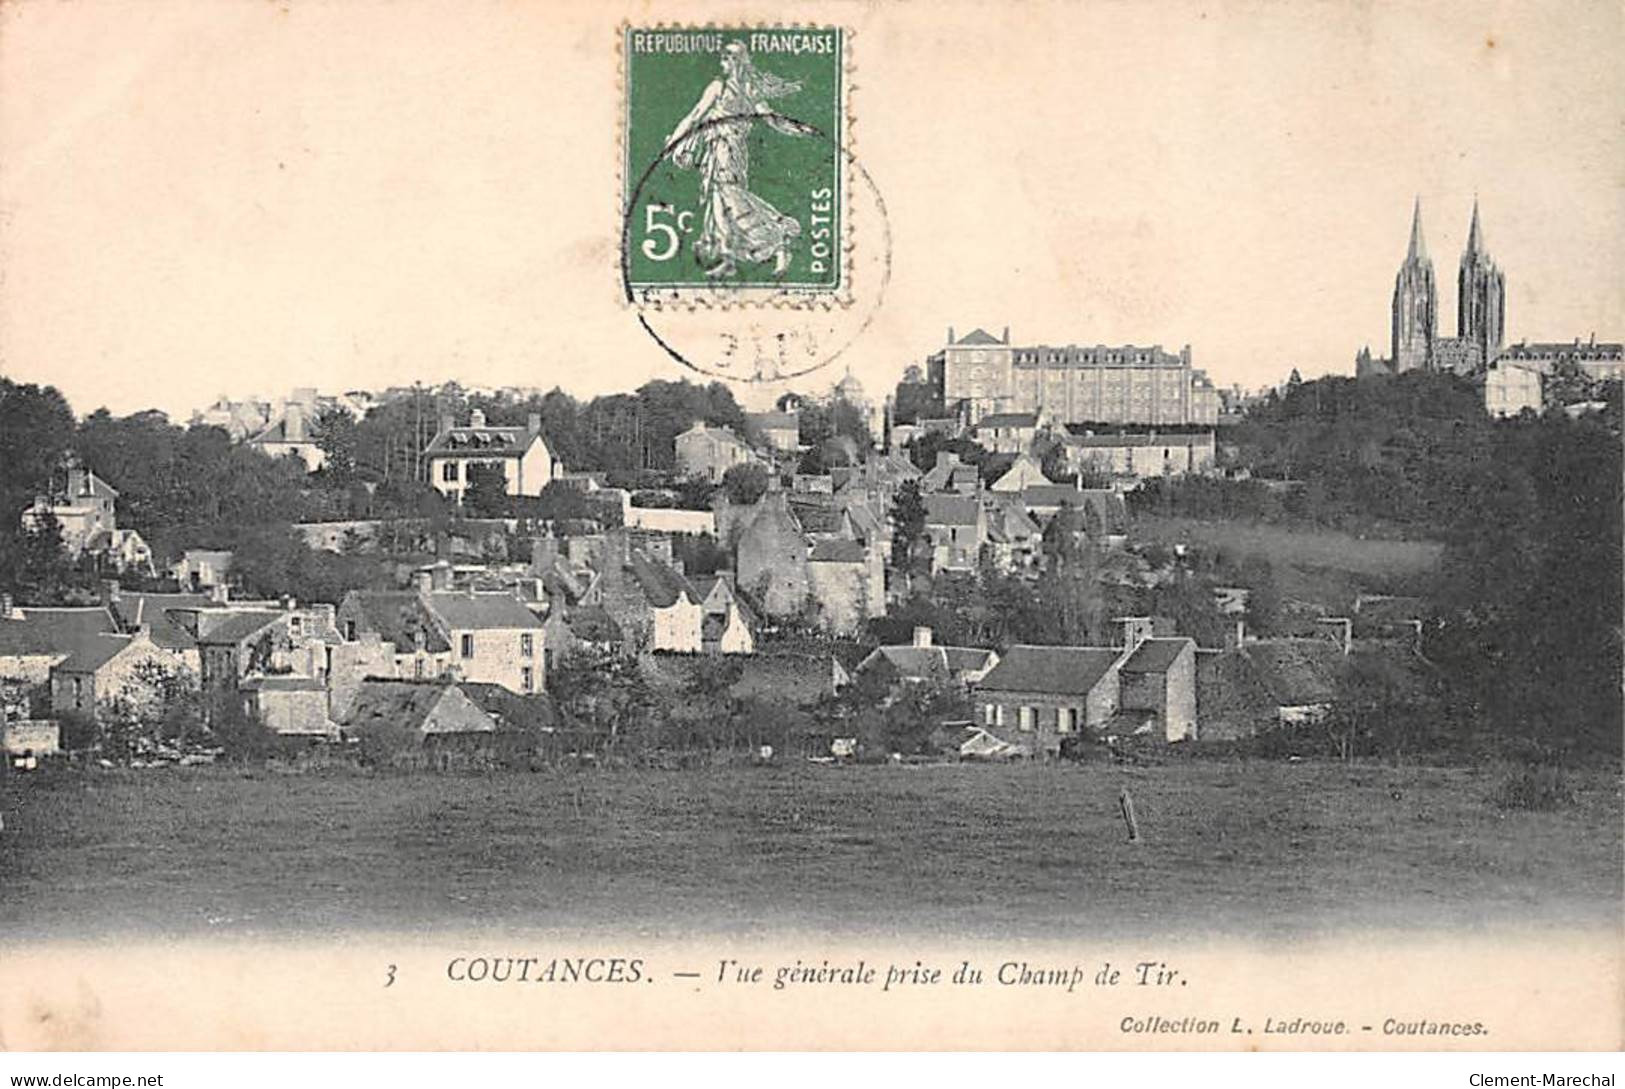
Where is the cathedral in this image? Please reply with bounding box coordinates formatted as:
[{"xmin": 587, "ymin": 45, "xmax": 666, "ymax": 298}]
[{"xmin": 1357, "ymin": 198, "xmax": 1505, "ymax": 378}]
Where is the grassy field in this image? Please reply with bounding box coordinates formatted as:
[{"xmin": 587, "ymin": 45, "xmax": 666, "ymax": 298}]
[
  {"xmin": 1132, "ymin": 514, "xmax": 1445, "ymax": 604},
  {"xmin": 1, "ymin": 760, "xmax": 1617, "ymax": 942}
]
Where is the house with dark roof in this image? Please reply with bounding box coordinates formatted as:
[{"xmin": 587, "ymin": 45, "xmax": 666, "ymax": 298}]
[
  {"xmin": 337, "ymin": 586, "xmax": 544, "ymax": 694},
  {"xmin": 920, "ymin": 451, "xmax": 981, "ymax": 495},
  {"xmin": 675, "ymin": 422, "xmax": 759, "ymax": 483},
  {"xmin": 690, "ymin": 573, "xmax": 758, "ymax": 655},
  {"xmin": 924, "ymin": 494, "xmax": 985, "ymax": 574},
  {"xmin": 247, "ymin": 401, "xmax": 326, "ymax": 472},
  {"xmin": 746, "ymin": 411, "xmax": 801, "ymax": 454},
  {"xmin": 972, "ymin": 619, "xmax": 1198, "ymax": 754},
  {"xmin": 806, "ymin": 537, "xmax": 883, "ymax": 637},
  {"xmin": 0, "ymin": 602, "xmax": 120, "ymax": 697},
  {"xmin": 975, "ymin": 645, "xmax": 1123, "ymax": 756},
  {"xmin": 426, "ymin": 409, "xmax": 559, "ymax": 504},
  {"xmin": 852, "ymin": 626, "xmax": 999, "ymax": 691},
  {"xmin": 1196, "ymin": 638, "xmax": 1346, "ymax": 739},
  {"xmin": 342, "ymin": 679, "xmax": 514, "ymax": 769},
  {"xmin": 171, "ymin": 550, "xmax": 234, "ymax": 593},
  {"xmin": 984, "ymin": 497, "xmax": 1042, "ymax": 572},
  {"xmin": 49, "ymin": 629, "xmax": 184, "ymax": 725}
]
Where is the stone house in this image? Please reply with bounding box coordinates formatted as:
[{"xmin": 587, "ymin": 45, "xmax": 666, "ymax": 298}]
[
  {"xmin": 1060, "ymin": 431, "xmax": 1217, "ymax": 480},
  {"xmin": 972, "ymin": 619, "xmax": 1197, "ymax": 754},
  {"xmin": 247, "ymin": 401, "xmax": 326, "ymax": 473},
  {"xmin": 805, "ymin": 539, "xmax": 882, "ymax": 637},
  {"xmin": 1114, "ymin": 636, "xmax": 1198, "ymax": 741},
  {"xmin": 49, "ymin": 628, "xmax": 187, "ymax": 724},
  {"xmin": 735, "ymin": 494, "xmax": 812, "ymax": 620},
  {"xmin": 974, "ymin": 412, "xmax": 1040, "ymax": 455},
  {"xmin": 989, "ymin": 451, "xmax": 1049, "ymax": 493},
  {"xmin": 983, "ymin": 498, "xmax": 1043, "ymax": 572},
  {"xmin": 690, "ymin": 574, "xmax": 758, "ymax": 655},
  {"xmin": 426, "ymin": 409, "xmax": 560, "ymax": 503},
  {"xmin": 171, "ymin": 550, "xmax": 234, "ymax": 593},
  {"xmin": 920, "ymin": 451, "xmax": 981, "ymax": 495},
  {"xmin": 424, "ymin": 590, "xmax": 546, "ymax": 695},
  {"xmin": 342, "ymin": 679, "xmax": 512, "ymax": 769},
  {"xmin": 675, "ymin": 422, "xmax": 759, "ymax": 483},
  {"xmin": 923, "ymin": 495, "xmax": 985, "ymax": 574},
  {"xmin": 240, "ymin": 674, "xmax": 334, "ymax": 737},
  {"xmin": 0, "ymin": 601, "xmax": 121, "ymax": 714},
  {"xmin": 974, "ymin": 645, "xmax": 1124, "ymax": 756},
  {"xmin": 745, "ymin": 411, "xmax": 801, "ymax": 454},
  {"xmin": 851, "ymin": 627, "xmax": 999, "ymax": 692}
]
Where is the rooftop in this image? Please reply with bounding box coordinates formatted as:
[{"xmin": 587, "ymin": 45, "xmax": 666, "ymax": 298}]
[{"xmin": 977, "ymin": 645, "xmax": 1122, "ymax": 696}]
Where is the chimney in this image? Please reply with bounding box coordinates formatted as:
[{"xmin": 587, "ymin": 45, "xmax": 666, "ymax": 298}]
[
  {"xmin": 527, "ymin": 412, "xmax": 541, "ymax": 437},
  {"xmin": 470, "ymin": 408, "xmax": 486, "ymax": 429},
  {"xmin": 284, "ymin": 402, "xmax": 305, "ymax": 441},
  {"xmin": 413, "ymin": 570, "xmax": 433, "ymax": 596},
  {"xmin": 912, "ymin": 626, "xmax": 933, "ymax": 648},
  {"xmin": 947, "ymin": 326, "xmax": 955, "ymax": 344},
  {"xmin": 1001, "ymin": 325, "xmax": 1010, "ymax": 344},
  {"xmin": 210, "ymin": 583, "xmax": 229, "ymax": 605},
  {"xmin": 0, "ymin": 593, "xmax": 15, "ymax": 620},
  {"xmin": 432, "ymin": 561, "xmax": 454, "ymax": 591},
  {"xmin": 1224, "ymin": 618, "xmax": 1246, "ymax": 652},
  {"xmin": 1117, "ymin": 616, "xmax": 1153, "ymax": 652}
]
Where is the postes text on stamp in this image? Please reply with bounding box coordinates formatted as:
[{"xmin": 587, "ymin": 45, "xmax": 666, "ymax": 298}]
[{"xmin": 622, "ymin": 26, "xmax": 846, "ymax": 303}]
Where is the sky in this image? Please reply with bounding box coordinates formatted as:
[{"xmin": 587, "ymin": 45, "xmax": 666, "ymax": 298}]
[{"xmin": 1, "ymin": 0, "xmax": 1621, "ymax": 420}]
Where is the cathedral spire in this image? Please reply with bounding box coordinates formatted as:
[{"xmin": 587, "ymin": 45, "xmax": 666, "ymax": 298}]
[
  {"xmin": 1464, "ymin": 196, "xmax": 1484, "ymax": 256},
  {"xmin": 1406, "ymin": 197, "xmax": 1428, "ymax": 261}
]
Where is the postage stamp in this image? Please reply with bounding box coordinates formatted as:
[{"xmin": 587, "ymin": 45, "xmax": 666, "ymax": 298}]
[{"xmin": 621, "ymin": 25, "xmax": 847, "ymax": 304}]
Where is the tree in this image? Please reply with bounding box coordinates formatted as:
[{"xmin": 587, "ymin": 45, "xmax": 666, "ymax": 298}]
[
  {"xmin": 312, "ymin": 407, "xmax": 361, "ymax": 483},
  {"xmin": 890, "ymin": 480, "xmax": 927, "ymax": 571},
  {"xmin": 463, "ymin": 463, "xmax": 509, "ymax": 518},
  {"xmin": 721, "ymin": 463, "xmax": 769, "ymax": 506}
]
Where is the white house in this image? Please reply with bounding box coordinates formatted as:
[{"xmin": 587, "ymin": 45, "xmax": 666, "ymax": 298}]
[{"xmin": 426, "ymin": 410, "xmax": 560, "ymax": 504}]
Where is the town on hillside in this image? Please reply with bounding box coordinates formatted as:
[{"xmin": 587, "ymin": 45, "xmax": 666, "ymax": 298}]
[{"xmin": 3, "ymin": 220, "xmax": 1620, "ymax": 773}]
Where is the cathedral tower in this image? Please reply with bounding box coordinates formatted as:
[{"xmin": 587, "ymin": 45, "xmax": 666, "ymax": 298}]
[
  {"xmin": 1391, "ymin": 198, "xmax": 1437, "ymax": 372},
  {"xmin": 1457, "ymin": 198, "xmax": 1505, "ymax": 369}
]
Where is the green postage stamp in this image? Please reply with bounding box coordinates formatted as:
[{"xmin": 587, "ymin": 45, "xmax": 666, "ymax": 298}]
[{"xmin": 622, "ymin": 26, "xmax": 847, "ymax": 303}]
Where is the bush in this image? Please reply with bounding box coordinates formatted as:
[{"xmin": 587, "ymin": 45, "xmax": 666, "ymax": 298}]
[{"xmin": 1493, "ymin": 765, "xmax": 1575, "ymax": 812}]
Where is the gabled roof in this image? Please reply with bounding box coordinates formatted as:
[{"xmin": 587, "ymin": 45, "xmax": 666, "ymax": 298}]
[
  {"xmin": 344, "ymin": 680, "xmax": 453, "ymax": 733},
  {"xmin": 861, "ymin": 644, "xmax": 996, "ymax": 684},
  {"xmin": 425, "ymin": 590, "xmax": 545, "ymax": 631},
  {"xmin": 0, "ymin": 607, "xmax": 118, "ymax": 657},
  {"xmin": 924, "ymin": 495, "xmax": 981, "ymax": 527},
  {"xmin": 53, "ymin": 633, "xmax": 139, "ymax": 675},
  {"xmin": 955, "ymin": 328, "xmax": 1004, "ymax": 346},
  {"xmin": 792, "ymin": 503, "xmax": 851, "ymax": 536},
  {"xmin": 110, "ymin": 592, "xmax": 212, "ymax": 649},
  {"xmin": 425, "ymin": 426, "xmax": 540, "ymax": 459},
  {"xmin": 1120, "ymin": 637, "xmax": 1192, "ymax": 675},
  {"xmin": 343, "ymin": 591, "xmax": 451, "ymax": 654},
  {"xmin": 809, "ymin": 539, "xmax": 867, "ymax": 563},
  {"xmin": 625, "ymin": 551, "xmax": 698, "ymax": 610},
  {"xmin": 746, "ymin": 411, "xmax": 799, "ymax": 431},
  {"xmin": 977, "ymin": 645, "xmax": 1121, "ymax": 696},
  {"xmin": 195, "ymin": 610, "xmax": 285, "ymax": 646},
  {"xmin": 561, "ymin": 605, "xmax": 623, "ymax": 645}
]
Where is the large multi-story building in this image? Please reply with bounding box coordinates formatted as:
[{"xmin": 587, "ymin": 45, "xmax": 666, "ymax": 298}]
[
  {"xmin": 926, "ymin": 327, "xmax": 1219, "ymax": 429},
  {"xmin": 1360, "ymin": 198, "xmax": 1506, "ymax": 378}
]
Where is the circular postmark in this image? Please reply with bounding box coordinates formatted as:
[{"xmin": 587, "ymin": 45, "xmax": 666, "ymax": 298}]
[{"xmin": 620, "ymin": 109, "xmax": 891, "ymax": 384}]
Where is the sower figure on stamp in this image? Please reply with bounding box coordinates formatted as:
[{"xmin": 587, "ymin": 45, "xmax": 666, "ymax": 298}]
[{"xmin": 666, "ymin": 41, "xmax": 806, "ymax": 279}]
